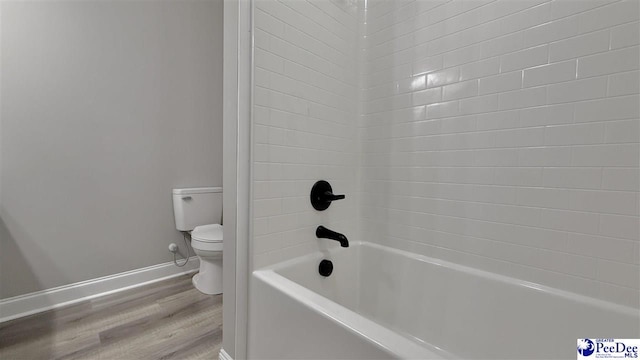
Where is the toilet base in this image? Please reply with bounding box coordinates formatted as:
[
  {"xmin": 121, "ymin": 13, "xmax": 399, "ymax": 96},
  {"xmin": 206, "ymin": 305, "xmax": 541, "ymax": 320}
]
[{"xmin": 191, "ymin": 257, "xmax": 222, "ymax": 295}]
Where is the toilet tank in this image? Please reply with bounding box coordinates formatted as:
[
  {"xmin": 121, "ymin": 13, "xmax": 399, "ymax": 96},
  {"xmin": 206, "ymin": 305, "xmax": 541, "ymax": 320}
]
[{"xmin": 172, "ymin": 187, "xmax": 222, "ymax": 231}]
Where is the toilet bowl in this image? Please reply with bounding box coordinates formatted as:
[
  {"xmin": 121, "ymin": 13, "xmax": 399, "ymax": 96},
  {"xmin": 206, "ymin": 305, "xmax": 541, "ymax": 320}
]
[{"xmin": 190, "ymin": 223, "xmax": 223, "ymax": 295}]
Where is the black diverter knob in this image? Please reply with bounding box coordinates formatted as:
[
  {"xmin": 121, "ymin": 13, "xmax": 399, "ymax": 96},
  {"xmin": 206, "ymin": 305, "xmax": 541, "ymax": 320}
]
[{"xmin": 310, "ymin": 180, "xmax": 345, "ymax": 211}]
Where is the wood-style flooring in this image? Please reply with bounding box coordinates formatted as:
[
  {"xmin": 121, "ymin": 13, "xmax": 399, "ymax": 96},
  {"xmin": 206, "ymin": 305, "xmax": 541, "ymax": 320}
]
[{"xmin": 0, "ymin": 274, "xmax": 222, "ymax": 360}]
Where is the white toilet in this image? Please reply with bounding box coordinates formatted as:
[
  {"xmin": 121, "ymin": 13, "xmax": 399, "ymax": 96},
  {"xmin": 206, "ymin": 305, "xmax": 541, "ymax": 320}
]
[{"xmin": 172, "ymin": 187, "xmax": 223, "ymax": 295}]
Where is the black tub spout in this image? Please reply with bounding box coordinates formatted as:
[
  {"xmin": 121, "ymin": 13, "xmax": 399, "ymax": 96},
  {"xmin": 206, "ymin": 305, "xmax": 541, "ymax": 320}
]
[{"xmin": 316, "ymin": 225, "xmax": 349, "ymax": 247}]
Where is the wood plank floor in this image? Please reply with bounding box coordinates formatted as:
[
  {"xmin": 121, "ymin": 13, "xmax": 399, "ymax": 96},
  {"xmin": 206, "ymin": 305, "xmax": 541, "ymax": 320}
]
[{"xmin": 0, "ymin": 274, "xmax": 222, "ymax": 360}]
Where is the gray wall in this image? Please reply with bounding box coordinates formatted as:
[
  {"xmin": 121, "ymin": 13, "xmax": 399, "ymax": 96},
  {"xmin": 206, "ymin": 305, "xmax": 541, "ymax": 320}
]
[{"xmin": 0, "ymin": 0, "xmax": 223, "ymax": 299}]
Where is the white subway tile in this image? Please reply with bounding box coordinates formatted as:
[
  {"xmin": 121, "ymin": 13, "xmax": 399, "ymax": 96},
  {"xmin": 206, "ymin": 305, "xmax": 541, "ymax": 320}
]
[
  {"xmin": 577, "ymin": 0, "xmax": 640, "ymax": 33},
  {"xmin": 569, "ymin": 233, "xmax": 637, "ymax": 264},
  {"xmin": 412, "ymin": 55, "xmax": 444, "ymax": 76},
  {"xmin": 443, "ymin": 44, "xmax": 482, "ymax": 67},
  {"xmin": 611, "ymin": 21, "xmax": 640, "ymax": 49},
  {"xmin": 518, "ymin": 147, "xmax": 572, "ymax": 167},
  {"xmin": 498, "ymin": 87, "xmax": 546, "ymax": 110},
  {"xmin": 547, "ymin": 76, "xmax": 608, "ymax": 104},
  {"xmin": 538, "ymin": 250, "xmax": 597, "ymax": 279},
  {"xmin": 548, "ymin": 29, "xmax": 610, "ymax": 62},
  {"xmin": 544, "ymin": 122, "xmax": 604, "ymax": 146},
  {"xmin": 479, "ymin": 71, "xmax": 522, "ymax": 95},
  {"xmin": 442, "ymin": 80, "xmax": 479, "ymax": 101},
  {"xmin": 474, "ymin": 148, "xmax": 518, "ymax": 166},
  {"xmin": 500, "ymin": 2, "xmax": 551, "ymax": 34},
  {"xmin": 254, "ymin": 198, "xmax": 283, "ymax": 217},
  {"xmin": 441, "ymin": 115, "xmax": 477, "ymax": 134},
  {"xmin": 477, "ymin": 110, "xmax": 519, "ymax": 130},
  {"xmin": 540, "ymin": 208, "xmax": 600, "ymax": 234},
  {"xmin": 516, "ymin": 187, "xmax": 569, "ymax": 209},
  {"xmin": 459, "ymin": 56, "xmax": 500, "ymax": 81},
  {"xmin": 254, "ymin": 88, "xmax": 270, "ymax": 108},
  {"xmin": 542, "ymin": 167, "xmax": 602, "ymax": 189},
  {"xmin": 523, "ymin": 15, "xmax": 579, "ymax": 48},
  {"xmin": 255, "ymin": 8, "xmax": 286, "ymax": 37},
  {"xmin": 500, "ymin": 44, "xmax": 549, "ymax": 72},
  {"xmin": 602, "ymin": 168, "xmax": 640, "ymax": 191},
  {"xmin": 608, "ymin": 70, "xmax": 640, "ymax": 96},
  {"xmin": 426, "ymin": 67, "xmax": 460, "ymax": 88},
  {"xmin": 597, "ymin": 260, "xmax": 640, "ymax": 289},
  {"xmin": 569, "ymin": 189, "xmax": 639, "ymax": 216},
  {"xmin": 574, "ymin": 96, "xmax": 640, "ymax": 123},
  {"xmin": 572, "ymin": 144, "xmax": 639, "ymax": 167},
  {"xmin": 412, "ymin": 87, "xmax": 442, "ymax": 106},
  {"xmin": 550, "ymin": 0, "xmax": 611, "ymax": 20},
  {"xmin": 463, "ymin": 132, "xmax": 497, "ymax": 150},
  {"xmin": 577, "ymin": 46, "xmax": 640, "ymax": 78},
  {"xmin": 481, "ymin": 31, "xmax": 525, "ymax": 59},
  {"xmin": 494, "ymin": 127, "xmax": 545, "ymax": 148},
  {"xmin": 459, "ymin": 93, "xmax": 499, "ymax": 114},
  {"xmin": 604, "ymin": 119, "xmax": 640, "ymax": 143},
  {"xmin": 512, "ymin": 222, "xmax": 570, "ymax": 251},
  {"xmin": 426, "ymin": 100, "xmax": 460, "ymax": 119},
  {"xmin": 520, "ymin": 103, "xmax": 574, "ymax": 127},
  {"xmin": 600, "ymin": 214, "xmax": 640, "ymax": 240},
  {"xmin": 494, "ymin": 167, "xmax": 543, "ymax": 187},
  {"xmin": 255, "ymin": 48, "xmax": 285, "ymax": 74},
  {"xmin": 523, "ymin": 60, "xmax": 576, "ymax": 88},
  {"xmin": 491, "ymin": 242, "xmax": 541, "ymax": 268},
  {"xmin": 255, "ymin": 28, "xmax": 270, "ymax": 50}
]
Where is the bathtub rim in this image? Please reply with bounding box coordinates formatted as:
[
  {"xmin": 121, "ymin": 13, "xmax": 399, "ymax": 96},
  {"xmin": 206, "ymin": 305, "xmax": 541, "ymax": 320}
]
[{"xmin": 263, "ymin": 241, "xmax": 639, "ymax": 319}]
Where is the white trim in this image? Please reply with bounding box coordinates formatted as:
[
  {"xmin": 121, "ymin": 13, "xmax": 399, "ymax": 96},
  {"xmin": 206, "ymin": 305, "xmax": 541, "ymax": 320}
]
[
  {"xmin": 234, "ymin": 0, "xmax": 253, "ymax": 358},
  {"xmin": 222, "ymin": 0, "xmax": 240, "ymax": 356},
  {"xmin": 222, "ymin": 0, "xmax": 252, "ymax": 358},
  {"xmin": 219, "ymin": 348, "xmax": 234, "ymax": 360},
  {"xmin": 0, "ymin": 257, "xmax": 200, "ymax": 323}
]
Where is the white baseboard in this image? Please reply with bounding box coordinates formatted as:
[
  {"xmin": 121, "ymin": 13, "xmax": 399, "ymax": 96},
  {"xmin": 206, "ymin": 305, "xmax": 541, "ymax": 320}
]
[
  {"xmin": 0, "ymin": 257, "xmax": 200, "ymax": 323},
  {"xmin": 219, "ymin": 348, "xmax": 233, "ymax": 360}
]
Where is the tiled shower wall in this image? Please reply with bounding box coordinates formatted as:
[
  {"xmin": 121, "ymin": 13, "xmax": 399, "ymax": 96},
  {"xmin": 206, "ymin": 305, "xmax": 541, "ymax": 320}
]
[
  {"xmin": 252, "ymin": 0, "xmax": 359, "ymax": 268},
  {"xmin": 359, "ymin": 0, "xmax": 640, "ymax": 307},
  {"xmin": 251, "ymin": 0, "xmax": 639, "ymax": 307}
]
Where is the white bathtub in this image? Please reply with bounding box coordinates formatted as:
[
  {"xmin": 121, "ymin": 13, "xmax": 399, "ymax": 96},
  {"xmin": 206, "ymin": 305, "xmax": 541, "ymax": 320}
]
[{"xmin": 248, "ymin": 242, "xmax": 640, "ymax": 359}]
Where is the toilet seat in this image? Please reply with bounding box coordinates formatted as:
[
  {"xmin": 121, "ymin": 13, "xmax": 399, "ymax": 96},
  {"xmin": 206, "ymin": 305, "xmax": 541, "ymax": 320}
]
[{"xmin": 191, "ymin": 224, "xmax": 223, "ymax": 252}]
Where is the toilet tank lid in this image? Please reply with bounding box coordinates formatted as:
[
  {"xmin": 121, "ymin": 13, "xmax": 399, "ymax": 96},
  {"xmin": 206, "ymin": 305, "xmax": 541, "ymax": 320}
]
[
  {"xmin": 173, "ymin": 187, "xmax": 222, "ymax": 195},
  {"xmin": 192, "ymin": 224, "xmax": 223, "ymax": 242}
]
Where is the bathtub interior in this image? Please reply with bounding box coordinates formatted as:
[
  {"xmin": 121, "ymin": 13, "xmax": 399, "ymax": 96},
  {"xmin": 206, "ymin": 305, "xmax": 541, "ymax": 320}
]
[
  {"xmin": 273, "ymin": 243, "xmax": 363, "ymax": 311},
  {"xmin": 271, "ymin": 242, "xmax": 640, "ymax": 359}
]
